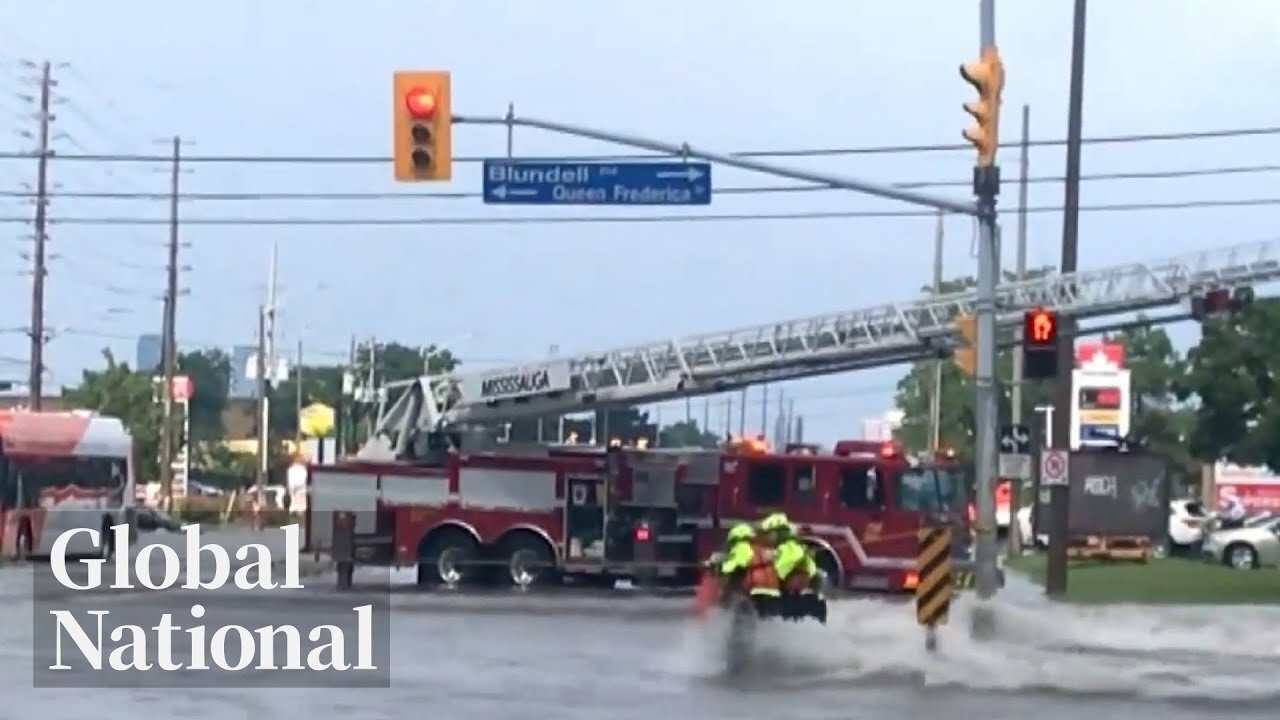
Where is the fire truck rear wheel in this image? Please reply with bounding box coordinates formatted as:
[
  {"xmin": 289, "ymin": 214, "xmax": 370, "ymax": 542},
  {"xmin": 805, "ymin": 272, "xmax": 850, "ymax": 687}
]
[
  {"xmin": 499, "ymin": 534, "xmax": 557, "ymax": 588},
  {"xmin": 417, "ymin": 530, "xmax": 479, "ymax": 587},
  {"xmin": 811, "ymin": 547, "xmax": 841, "ymax": 593}
]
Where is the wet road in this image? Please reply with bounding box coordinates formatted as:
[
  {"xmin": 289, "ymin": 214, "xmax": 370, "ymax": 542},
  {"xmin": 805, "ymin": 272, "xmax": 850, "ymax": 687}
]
[{"xmin": 2, "ymin": 543, "xmax": 1278, "ymax": 719}]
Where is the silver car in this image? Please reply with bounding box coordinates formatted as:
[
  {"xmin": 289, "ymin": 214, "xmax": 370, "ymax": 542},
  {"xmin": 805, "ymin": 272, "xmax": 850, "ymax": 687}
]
[{"xmin": 1202, "ymin": 517, "xmax": 1280, "ymax": 569}]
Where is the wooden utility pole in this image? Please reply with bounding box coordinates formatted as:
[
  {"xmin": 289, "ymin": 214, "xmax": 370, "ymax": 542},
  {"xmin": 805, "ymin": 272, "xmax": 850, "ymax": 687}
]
[
  {"xmin": 27, "ymin": 61, "xmax": 53, "ymax": 409},
  {"xmin": 159, "ymin": 136, "xmax": 181, "ymax": 508}
]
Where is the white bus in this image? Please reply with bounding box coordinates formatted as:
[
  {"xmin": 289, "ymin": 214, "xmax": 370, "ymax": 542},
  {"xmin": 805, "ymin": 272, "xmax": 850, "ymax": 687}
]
[{"xmin": 0, "ymin": 410, "xmax": 135, "ymax": 560}]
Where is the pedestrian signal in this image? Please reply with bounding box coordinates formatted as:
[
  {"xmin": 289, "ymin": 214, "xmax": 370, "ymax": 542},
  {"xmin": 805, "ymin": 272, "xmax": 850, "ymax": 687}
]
[{"xmin": 1022, "ymin": 308, "xmax": 1059, "ymax": 380}]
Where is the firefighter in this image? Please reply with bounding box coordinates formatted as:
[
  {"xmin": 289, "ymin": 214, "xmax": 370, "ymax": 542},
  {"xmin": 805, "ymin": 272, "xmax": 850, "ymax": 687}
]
[
  {"xmin": 768, "ymin": 516, "xmax": 828, "ymax": 624},
  {"xmin": 716, "ymin": 522, "xmax": 782, "ymax": 618}
]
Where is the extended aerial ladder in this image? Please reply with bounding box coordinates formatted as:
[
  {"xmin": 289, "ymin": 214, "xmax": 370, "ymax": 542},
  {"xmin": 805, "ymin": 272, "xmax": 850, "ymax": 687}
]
[{"xmin": 360, "ymin": 239, "xmax": 1280, "ymax": 460}]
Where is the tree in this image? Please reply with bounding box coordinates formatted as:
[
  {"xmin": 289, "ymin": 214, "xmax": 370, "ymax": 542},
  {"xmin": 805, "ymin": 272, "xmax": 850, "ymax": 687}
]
[
  {"xmin": 892, "ymin": 270, "xmax": 1055, "ymax": 459},
  {"xmin": 659, "ymin": 419, "xmax": 720, "ymax": 449},
  {"xmin": 62, "ymin": 350, "xmax": 162, "ymax": 482},
  {"xmin": 1099, "ymin": 323, "xmax": 1197, "ymax": 484},
  {"xmin": 268, "ymin": 342, "xmax": 460, "ymax": 438},
  {"xmin": 177, "ymin": 349, "xmax": 231, "ymax": 442},
  {"xmin": 1182, "ymin": 299, "xmax": 1280, "ymax": 470}
]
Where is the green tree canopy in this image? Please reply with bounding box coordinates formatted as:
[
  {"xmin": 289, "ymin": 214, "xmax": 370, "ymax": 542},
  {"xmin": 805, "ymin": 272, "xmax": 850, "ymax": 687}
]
[
  {"xmin": 1182, "ymin": 298, "xmax": 1280, "ymax": 470},
  {"xmin": 61, "ymin": 350, "xmax": 161, "ymax": 482},
  {"xmin": 659, "ymin": 419, "xmax": 720, "ymax": 449},
  {"xmin": 177, "ymin": 348, "xmax": 231, "ymax": 442}
]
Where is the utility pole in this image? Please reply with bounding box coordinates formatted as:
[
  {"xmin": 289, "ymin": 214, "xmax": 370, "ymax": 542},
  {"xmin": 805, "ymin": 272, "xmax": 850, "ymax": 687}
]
[
  {"xmin": 760, "ymin": 385, "xmax": 769, "ymax": 439},
  {"xmin": 26, "ymin": 61, "xmax": 53, "ymax": 410},
  {"xmin": 1048, "ymin": 0, "xmax": 1089, "ymax": 597},
  {"xmin": 737, "ymin": 387, "xmax": 747, "ymax": 436},
  {"xmin": 295, "ymin": 339, "xmax": 304, "ymax": 442},
  {"xmin": 159, "ymin": 136, "xmax": 182, "ymax": 509},
  {"xmin": 1008, "ymin": 105, "xmax": 1032, "ymax": 556},
  {"xmin": 927, "ymin": 210, "xmax": 945, "ymax": 450},
  {"xmin": 254, "ymin": 305, "xmax": 268, "ymax": 526}
]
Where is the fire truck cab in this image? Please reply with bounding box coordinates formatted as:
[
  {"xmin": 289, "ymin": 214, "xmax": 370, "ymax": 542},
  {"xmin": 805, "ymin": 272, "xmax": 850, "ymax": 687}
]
[{"xmin": 304, "ymin": 436, "xmax": 970, "ymax": 593}]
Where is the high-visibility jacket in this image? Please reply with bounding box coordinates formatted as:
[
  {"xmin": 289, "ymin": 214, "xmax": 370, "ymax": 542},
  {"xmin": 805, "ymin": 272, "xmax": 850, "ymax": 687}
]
[
  {"xmin": 720, "ymin": 541, "xmax": 780, "ymax": 596},
  {"xmin": 775, "ymin": 539, "xmax": 818, "ymax": 593}
]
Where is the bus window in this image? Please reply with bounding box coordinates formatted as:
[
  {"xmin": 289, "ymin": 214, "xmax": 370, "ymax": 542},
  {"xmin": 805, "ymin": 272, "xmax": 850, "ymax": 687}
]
[
  {"xmin": 897, "ymin": 468, "xmax": 941, "ymax": 512},
  {"xmin": 792, "ymin": 464, "xmax": 816, "ymax": 505},
  {"xmin": 746, "ymin": 461, "xmax": 786, "ymax": 507},
  {"xmin": 0, "ymin": 453, "xmax": 13, "ymax": 509},
  {"xmin": 839, "ymin": 465, "xmax": 882, "ymax": 508}
]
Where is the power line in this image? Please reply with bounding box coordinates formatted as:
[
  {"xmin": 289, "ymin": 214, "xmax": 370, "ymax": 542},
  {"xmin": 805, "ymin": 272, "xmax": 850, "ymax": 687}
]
[
  {"xmin": 1, "ymin": 196, "xmax": 1276, "ymax": 227},
  {"xmin": 3, "ymin": 163, "xmax": 1275, "ymax": 202},
  {"xmin": 0, "ymin": 125, "xmax": 1277, "ymax": 165}
]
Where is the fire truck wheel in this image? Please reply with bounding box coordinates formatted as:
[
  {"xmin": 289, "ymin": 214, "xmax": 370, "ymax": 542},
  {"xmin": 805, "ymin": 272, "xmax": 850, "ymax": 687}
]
[
  {"xmin": 499, "ymin": 533, "xmax": 557, "ymax": 588},
  {"xmin": 812, "ymin": 547, "xmax": 841, "ymax": 592},
  {"xmin": 417, "ymin": 529, "xmax": 479, "ymax": 587}
]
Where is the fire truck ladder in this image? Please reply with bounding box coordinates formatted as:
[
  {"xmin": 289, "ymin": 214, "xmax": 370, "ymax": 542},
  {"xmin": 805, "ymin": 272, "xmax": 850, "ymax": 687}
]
[{"xmin": 363, "ymin": 239, "xmax": 1280, "ymax": 459}]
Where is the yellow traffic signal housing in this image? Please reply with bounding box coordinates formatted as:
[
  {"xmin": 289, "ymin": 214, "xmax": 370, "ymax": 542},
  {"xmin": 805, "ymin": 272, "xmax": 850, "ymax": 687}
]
[
  {"xmin": 953, "ymin": 312, "xmax": 977, "ymax": 376},
  {"xmin": 959, "ymin": 47, "xmax": 1004, "ymax": 167},
  {"xmin": 393, "ymin": 70, "xmax": 452, "ymax": 182}
]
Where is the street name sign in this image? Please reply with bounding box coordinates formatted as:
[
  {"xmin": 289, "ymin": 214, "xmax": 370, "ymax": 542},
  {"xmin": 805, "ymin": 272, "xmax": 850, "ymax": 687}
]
[{"xmin": 482, "ymin": 160, "xmax": 712, "ymax": 206}]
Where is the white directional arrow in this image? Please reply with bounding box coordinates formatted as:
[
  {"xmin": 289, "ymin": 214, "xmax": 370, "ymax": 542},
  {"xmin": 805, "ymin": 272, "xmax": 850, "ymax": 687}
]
[
  {"xmin": 489, "ymin": 185, "xmax": 537, "ymax": 200},
  {"xmin": 655, "ymin": 167, "xmax": 705, "ymax": 182}
]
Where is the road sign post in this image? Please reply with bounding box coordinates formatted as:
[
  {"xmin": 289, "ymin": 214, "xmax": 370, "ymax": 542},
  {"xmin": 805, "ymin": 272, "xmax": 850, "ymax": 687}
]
[
  {"xmin": 482, "ymin": 160, "xmax": 711, "ymax": 206},
  {"xmin": 915, "ymin": 527, "xmax": 953, "ymax": 652},
  {"xmin": 1041, "ymin": 448, "xmax": 1071, "ymax": 597}
]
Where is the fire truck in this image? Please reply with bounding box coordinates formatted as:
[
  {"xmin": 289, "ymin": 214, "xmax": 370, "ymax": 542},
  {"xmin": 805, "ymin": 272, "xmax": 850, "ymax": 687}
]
[{"xmin": 305, "ymin": 435, "xmax": 972, "ymax": 593}]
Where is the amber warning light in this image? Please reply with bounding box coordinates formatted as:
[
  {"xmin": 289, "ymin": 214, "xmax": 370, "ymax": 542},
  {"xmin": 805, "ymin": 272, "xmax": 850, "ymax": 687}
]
[{"xmin": 1025, "ymin": 309, "xmax": 1057, "ymax": 345}]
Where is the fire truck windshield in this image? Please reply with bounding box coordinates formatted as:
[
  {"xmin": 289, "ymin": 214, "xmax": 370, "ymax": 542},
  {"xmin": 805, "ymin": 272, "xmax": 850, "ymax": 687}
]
[{"xmin": 896, "ymin": 467, "xmax": 961, "ymax": 512}]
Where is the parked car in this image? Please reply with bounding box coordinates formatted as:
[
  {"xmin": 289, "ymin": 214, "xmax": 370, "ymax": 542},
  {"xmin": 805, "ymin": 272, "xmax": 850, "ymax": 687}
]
[
  {"xmin": 1156, "ymin": 499, "xmax": 1209, "ymax": 558},
  {"xmin": 134, "ymin": 507, "xmax": 182, "ymax": 533},
  {"xmin": 1201, "ymin": 517, "xmax": 1280, "ymax": 569}
]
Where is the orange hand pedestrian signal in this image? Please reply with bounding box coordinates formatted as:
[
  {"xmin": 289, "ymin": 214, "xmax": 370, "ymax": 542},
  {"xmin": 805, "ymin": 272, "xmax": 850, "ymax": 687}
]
[{"xmin": 1025, "ymin": 309, "xmax": 1057, "ymax": 345}]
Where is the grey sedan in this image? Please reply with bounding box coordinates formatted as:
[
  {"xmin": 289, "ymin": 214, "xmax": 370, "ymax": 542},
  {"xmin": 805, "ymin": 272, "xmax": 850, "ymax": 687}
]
[{"xmin": 1202, "ymin": 517, "xmax": 1280, "ymax": 569}]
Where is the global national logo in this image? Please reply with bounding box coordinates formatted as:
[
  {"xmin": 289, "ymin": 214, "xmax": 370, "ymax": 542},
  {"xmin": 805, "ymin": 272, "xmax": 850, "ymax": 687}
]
[{"xmin": 31, "ymin": 521, "xmax": 391, "ymax": 688}]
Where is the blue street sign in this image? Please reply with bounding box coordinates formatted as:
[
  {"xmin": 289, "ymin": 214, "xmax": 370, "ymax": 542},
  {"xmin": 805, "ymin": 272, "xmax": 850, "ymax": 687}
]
[{"xmin": 482, "ymin": 160, "xmax": 712, "ymax": 206}]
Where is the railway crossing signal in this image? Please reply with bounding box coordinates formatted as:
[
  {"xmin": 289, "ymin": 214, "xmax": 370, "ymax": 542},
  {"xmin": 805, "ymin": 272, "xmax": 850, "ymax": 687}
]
[
  {"xmin": 952, "ymin": 312, "xmax": 977, "ymax": 376},
  {"xmin": 393, "ymin": 70, "xmax": 452, "ymax": 182},
  {"xmin": 915, "ymin": 527, "xmax": 953, "ymax": 651},
  {"xmin": 959, "ymin": 47, "xmax": 1005, "ymax": 167},
  {"xmin": 1022, "ymin": 307, "xmax": 1059, "ymax": 380}
]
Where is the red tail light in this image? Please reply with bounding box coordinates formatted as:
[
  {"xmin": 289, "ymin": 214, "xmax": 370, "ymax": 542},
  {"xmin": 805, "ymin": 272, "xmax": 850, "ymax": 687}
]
[{"xmin": 634, "ymin": 524, "xmax": 651, "ymax": 542}]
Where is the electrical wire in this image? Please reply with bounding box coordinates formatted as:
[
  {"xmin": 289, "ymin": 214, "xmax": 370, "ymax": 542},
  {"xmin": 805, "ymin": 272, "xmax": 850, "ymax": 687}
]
[
  {"xmin": 0, "ymin": 125, "xmax": 1277, "ymax": 165},
  {"xmin": 2, "ymin": 163, "xmax": 1275, "ymax": 202},
  {"xmin": 2, "ymin": 197, "xmax": 1276, "ymax": 227}
]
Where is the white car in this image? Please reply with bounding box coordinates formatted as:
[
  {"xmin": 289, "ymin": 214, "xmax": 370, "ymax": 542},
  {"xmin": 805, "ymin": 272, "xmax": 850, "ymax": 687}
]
[{"xmin": 1014, "ymin": 498, "xmax": 1207, "ymax": 556}]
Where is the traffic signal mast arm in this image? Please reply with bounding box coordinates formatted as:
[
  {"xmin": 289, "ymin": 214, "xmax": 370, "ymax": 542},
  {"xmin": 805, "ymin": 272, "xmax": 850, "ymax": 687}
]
[{"xmin": 362, "ymin": 240, "xmax": 1280, "ymax": 459}]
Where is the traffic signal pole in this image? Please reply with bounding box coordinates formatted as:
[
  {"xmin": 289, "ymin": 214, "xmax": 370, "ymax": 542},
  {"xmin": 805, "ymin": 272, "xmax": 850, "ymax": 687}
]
[{"xmin": 966, "ymin": 0, "xmax": 1004, "ymax": 606}]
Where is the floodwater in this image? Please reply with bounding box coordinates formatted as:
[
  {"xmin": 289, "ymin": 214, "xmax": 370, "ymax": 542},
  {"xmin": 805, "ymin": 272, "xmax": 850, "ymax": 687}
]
[{"xmin": 2, "ymin": 549, "xmax": 1278, "ymax": 720}]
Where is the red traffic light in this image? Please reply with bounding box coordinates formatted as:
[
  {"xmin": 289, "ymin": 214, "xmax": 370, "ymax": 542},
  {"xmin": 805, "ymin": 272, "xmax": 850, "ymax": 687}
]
[
  {"xmin": 634, "ymin": 524, "xmax": 651, "ymax": 542},
  {"xmin": 1025, "ymin": 308, "xmax": 1057, "ymax": 346},
  {"xmin": 404, "ymin": 87, "xmax": 438, "ymax": 119}
]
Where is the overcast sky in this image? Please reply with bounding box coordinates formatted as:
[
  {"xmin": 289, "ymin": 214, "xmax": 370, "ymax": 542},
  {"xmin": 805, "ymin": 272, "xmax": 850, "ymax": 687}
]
[{"xmin": 1, "ymin": 1, "xmax": 1278, "ymax": 442}]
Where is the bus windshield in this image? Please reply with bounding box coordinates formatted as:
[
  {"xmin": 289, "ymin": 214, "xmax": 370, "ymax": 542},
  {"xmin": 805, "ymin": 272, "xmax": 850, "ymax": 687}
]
[{"xmin": 4, "ymin": 455, "xmax": 129, "ymax": 509}]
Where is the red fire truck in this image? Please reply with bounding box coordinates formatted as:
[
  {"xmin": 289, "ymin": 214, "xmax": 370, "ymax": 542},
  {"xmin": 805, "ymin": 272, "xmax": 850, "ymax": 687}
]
[{"xmin": 304, "ymin": 437, "xmax": 971, "ymax": 592}]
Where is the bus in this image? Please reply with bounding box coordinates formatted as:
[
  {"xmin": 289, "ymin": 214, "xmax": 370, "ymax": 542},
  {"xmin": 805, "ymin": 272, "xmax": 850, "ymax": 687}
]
[{"xmin": 0, "ymin": 410, "xmax": 135, "ymax": 560}]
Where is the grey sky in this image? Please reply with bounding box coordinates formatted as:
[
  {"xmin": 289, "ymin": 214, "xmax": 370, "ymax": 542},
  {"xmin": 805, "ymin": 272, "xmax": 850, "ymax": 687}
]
[{"xmin": 1, "ymin": 0, "xmax": 1277, "ymax": 442}]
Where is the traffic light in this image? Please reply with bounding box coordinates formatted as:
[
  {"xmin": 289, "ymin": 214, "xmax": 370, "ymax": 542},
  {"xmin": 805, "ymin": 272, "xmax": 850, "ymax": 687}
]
[
  {"xmin": 953, "ymin": 312, "xmax": 977, "ymax": 376},
  {"xmin": 393, "ymin": 70, "xmax": 452, "ymax": 182},
  {"xmin": 1022, "ymin": 307, "xmax": 1059, "ymax": 380},
  {"xmin": 1191, "ymin": 286, "xmax": 1253, "ymax": 321},
  {"xmin": 959, "ymin": 47, "xmax": 1005, "ymax": 167}
]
